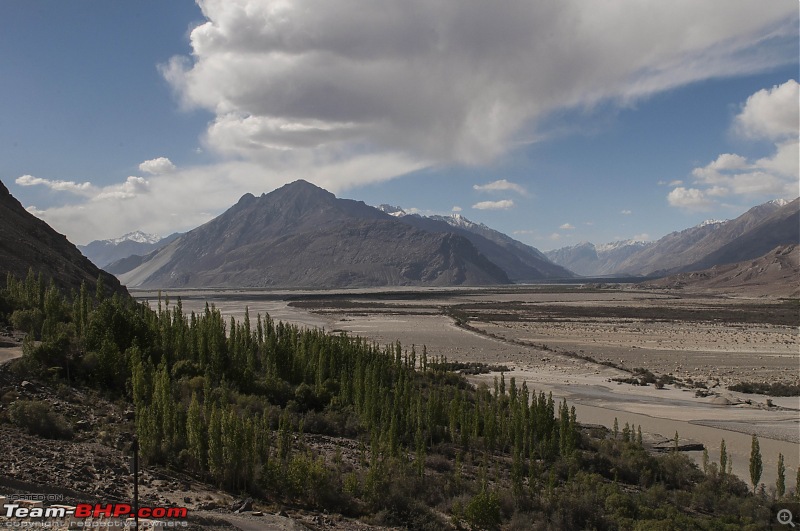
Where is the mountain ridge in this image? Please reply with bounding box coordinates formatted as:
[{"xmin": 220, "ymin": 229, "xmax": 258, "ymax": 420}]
[
  {"xmin": 397, "ymin": 213, "xmax": 573, "ymax": 281},
  {"xmin": 118, "ymin": 180, "xmax": 512, "ymax": 289},
  {"xmin": 546, "ymin": 198, "xmax": 799, "ymax": 277},
  {"xmin": 0, "ymin": 180, "xmax": 126, "ymax": 296}
]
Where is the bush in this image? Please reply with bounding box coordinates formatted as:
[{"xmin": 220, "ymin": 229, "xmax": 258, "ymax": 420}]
[
  {"xmin": 9, "ymin": 400, "xmax": 73, "ymax": 439},
  {"xmin": 464, "ymin": 489, "xmax": 502, "ymax": 530}
]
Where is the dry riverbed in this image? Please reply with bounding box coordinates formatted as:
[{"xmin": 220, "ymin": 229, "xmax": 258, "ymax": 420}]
[{"xmin": 136, "ymin": 286, "xmax": 800, "ymax": 493}]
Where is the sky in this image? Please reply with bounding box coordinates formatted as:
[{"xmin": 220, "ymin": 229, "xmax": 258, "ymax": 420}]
[{"xmin": 1, "ymin": 1, "xmax": 798, "ymax": 249}]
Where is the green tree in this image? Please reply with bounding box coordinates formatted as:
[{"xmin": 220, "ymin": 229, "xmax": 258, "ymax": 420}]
[
  {"xmin": 208, "ymin": 404, "xmax": 224, "ymax": 485},
  {"xmin": 776, "ymin": 453, "xmax": 786, "ymax": 498},
  {"xmin": 186, "ymin": 392, "xmax": 206, "ymax": 473},
  {"xmin": 749, "ymin": 435, "xmax": 762, "ymax": 493},
  {"xmin": 720, "ymin": 439, "xmax": 728, "ymax": 476}
]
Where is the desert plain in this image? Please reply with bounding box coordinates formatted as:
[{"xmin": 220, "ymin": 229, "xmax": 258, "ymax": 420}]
[{"xmin": 135, "ymin": 284, "xmax": 800, "ymax": 493}]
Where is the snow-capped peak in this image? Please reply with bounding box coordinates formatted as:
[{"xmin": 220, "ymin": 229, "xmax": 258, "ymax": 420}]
[
  {"xmin": 444, "ymin": 213, "xmax": 475, "ymax": 228},
  {"xmin": 768, "ymin": 198, "xmax": 789, "ymax": 207},
  {"xmin": 109, "ymin": 231, "xmax": 162, "ymax": 245},
  {"xmin": 376, "ymin": 204, "xmax": 407, "ymax": 217},
  {"xmin": 697, "ymin": 219, "xmax": 727, "ymax": 228},
  {"xmin": 431, "ymin": 213, "xmax": 489, "ymax": 230},
  {"xmin": 595, "ymin": 240, "xmax": 650, "ymax": 253}
]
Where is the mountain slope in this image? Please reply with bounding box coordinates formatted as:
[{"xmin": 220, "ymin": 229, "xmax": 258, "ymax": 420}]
[
  {"xmin": 78, "ymin": 231, "xmax": 181, "ymax": 268},
  {"xmin": 397, "ymin": 214, "xmax": 574, "ymax": 280},
  {"xmin": 119, "ymin": 180, "xmax": 510, "ymax": 288},
  {"xmin": 680, "ymin": 199, "xmax": 799, "ymax": 273},
  {"xmin": 643, "ymin": 244, "xmax": 799, "ymax": 298},
  {"xmin": 616, "ymin": 198, "xmax": 798, "ymax": 276},
  {"xmin": 0, "ymin": 180, "xmax": 126, "ymax": 296}
]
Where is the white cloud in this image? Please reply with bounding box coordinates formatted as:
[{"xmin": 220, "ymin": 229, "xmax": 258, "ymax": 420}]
[
  {"xmin": 472, "ymin": 199, "xmax": 515, "ymax": 210},
  {"xmin": 735, "ymin": 79, "xmax": 799, "ymax": 140},
  {"xmin": 708, "ymin": 154, "xmax": 748, "ymax": 171},
  {"xmin": 139, "ymin": 157, "xmax": 177, "ymax": 175},
  {"xmin": 22, "ymin": 2, "xmax": 800, "ymax": 244},
  {"xmin": 161, "ymin": 0, "xmax": 796, "ymax": 169},
  {"xmin": 452, "ymin": 206, "xmax": 462, "ymax": 212},
  {"xmin": 549, "ymin": 233, "xmax": 562, "ymax": 241},
  {"xmin": 94, "ymin": 176, "xmax": 151, "ymax": 201},
  {"xmin": 473, "ymin": 179, "xmax": 527, "ymax": 194},
  {"xmin": 672, "ymin": 80, "xmax": 799, "ymax": 209},
  {"xmin": 632, "ymin": 233, "xmax": 650, "ymax": 241},
  {"xmin": 667, "ymin": 187, "xmax": 713, "ymax": 209},
  {"xmin": 620, "ymin": 209, "xmax": 632, "ymax": 215},
  {"xmin": 25, "ymin": 205, "xmax": 46, "ymax": 218},
  {"xmin": 15, "ymin": 175, "xmax": 93, "ymax": 195},
  {"xmin": 559, "ymin": 223, "xmax": 575, "ymax": 230}
]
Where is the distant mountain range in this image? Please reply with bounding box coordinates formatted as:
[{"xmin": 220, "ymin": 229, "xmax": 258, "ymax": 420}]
[
  {"xmin": 546, "ymin": 198, "xmax": 799, "ymax": 277},
  {"xmin": 78, "ymin": 231, "xmax": 181, "ymax": 268},
  {"xmin": 0, "ymin": 180, "xmax": 126, "ymax": 296},
  {"xmin": 118, "ymin": 180, "xmax": 574, "ymax": 289},
  {"xmin": 544, "ymin": 239, "xmax": 650, "ymax": 277}
]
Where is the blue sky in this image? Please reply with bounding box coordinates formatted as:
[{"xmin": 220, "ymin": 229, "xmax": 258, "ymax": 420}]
[{"xmin": 2, "ymin": 1, "xmax": 798, "ymax": 248}]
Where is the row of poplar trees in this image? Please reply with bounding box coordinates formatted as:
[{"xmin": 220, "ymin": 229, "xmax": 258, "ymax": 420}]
[{"xmin": 3, "ymin": 270, "xmax": 578, "ymax": 496}]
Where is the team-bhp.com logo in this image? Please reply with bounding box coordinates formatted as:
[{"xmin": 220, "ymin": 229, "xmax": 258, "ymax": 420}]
[{"xmin": 5, "ymin": 503, "xmax": 186, "ymax": 519}]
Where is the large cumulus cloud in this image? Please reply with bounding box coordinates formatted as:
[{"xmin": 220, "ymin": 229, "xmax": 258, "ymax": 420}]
[{"xmin": 163, "ymin": 0, "xmax": 797, "ymax": 165}]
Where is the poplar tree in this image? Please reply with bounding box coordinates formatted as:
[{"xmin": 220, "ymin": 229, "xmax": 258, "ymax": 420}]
[
  {"xmin": 186, "ymin": 392, "xmax": 206, "ymax": 473},
  {"xmin": 749, "ymin": 435, "xmax": 762, "ymax": 493},
  {"xmin": 208, "ymin": 404, "xmax": 224, "ymax": 485},
  {"xmin": 776, "ymin": 453, "xmax": 786, "ymax": 498},
  {"xmin": 720, "ymin": 439, "xmax": 728, "ymax": 476}
]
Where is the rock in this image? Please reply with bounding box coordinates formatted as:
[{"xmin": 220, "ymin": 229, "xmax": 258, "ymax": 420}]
[
  {"xmin": 234, "ymin": 498, "xmax": 253, "ymax": 513},
  {"xmin": 251, "ymin": 511, "xmax": 263, "ymax": 517}
]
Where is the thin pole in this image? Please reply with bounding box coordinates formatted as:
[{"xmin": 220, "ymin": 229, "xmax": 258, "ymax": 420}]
[{"xmin": 133, "ymin": 435, "xmax": 139, "ymax": 531}]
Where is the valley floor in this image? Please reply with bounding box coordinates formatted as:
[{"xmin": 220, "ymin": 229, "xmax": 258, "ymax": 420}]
[{"xmin": 138, "ymin": 285, "xmax": 800, "ymax": 494}]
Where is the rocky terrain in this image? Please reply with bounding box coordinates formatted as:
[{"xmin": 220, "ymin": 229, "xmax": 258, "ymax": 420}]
[
  {"xmin": 0, "ymin": 364, "xmax": 387, "ymax": 531},
  {"xmin": 0, "ymin": 180, "xmax": 126, "ymax": 296}
]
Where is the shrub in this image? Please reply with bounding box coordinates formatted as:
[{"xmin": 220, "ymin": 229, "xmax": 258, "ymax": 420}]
[
  {"xmin": 464, "ymin": 489, "xmax": 502, "ymax": 530},
  {"xmin": 9, "ymin": 400, "xmax": 73, "ymax": 439}
]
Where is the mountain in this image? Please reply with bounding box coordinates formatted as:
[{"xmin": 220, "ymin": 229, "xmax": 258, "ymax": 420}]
[
  {"xmin": 118, "ymin": 180, "xmax": 511, "ymax": 289},
  {"xmin": 643, "ymin": 244, "xmax": 799, "ymax": 298},
  {"xmin": 0, "ymin": 180, "xmax": 126, "ymax": 296},
  {"xmin": 615, "ymin": 198, "xmax": 799, "ymax": 276},
  {"xmin": 679, "ymin": 199, "xmax": 799, "ymax": 273},
  {"xmin": 396, "ymin": 213, "xmax": 574, "ymax": 281},
  {"xmin": 78, "ymin": 231, "xmax": 181, "ymax": 268},
  {"xmin": 545, "ymin": 198, "xmax": 799, "ymax": 278},
  {"xmin": 545, "ymin": 240, "xmax": 651, "ymax": 277}
]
